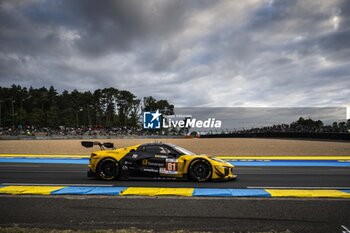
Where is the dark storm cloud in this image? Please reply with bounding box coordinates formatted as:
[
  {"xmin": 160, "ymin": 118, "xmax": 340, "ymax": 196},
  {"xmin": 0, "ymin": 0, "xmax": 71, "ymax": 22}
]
[
  {"xmin": 64, "ymin": 0, "xmax": 191, "ymax": 55},
  {"xmin": 0, "ymin": 0, "xmax": 349, "ymax": 110},
  {"xmin": 0, "ymin": 0, "xmax": 214, "ymax": 57}
]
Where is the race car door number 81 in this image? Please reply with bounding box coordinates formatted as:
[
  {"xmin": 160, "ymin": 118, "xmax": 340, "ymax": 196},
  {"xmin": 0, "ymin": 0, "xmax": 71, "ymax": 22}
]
[{"xmin": 166, "ymin": 162, "xmax": 178, "ymax": 171}]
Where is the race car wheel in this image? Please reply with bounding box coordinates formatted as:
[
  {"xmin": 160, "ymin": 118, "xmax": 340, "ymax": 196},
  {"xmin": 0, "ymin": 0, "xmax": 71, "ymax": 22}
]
[
  {"xmin": 188, "ymin": 159, "xmax": 212, "ymax": 182},
  {"xmin": 97, "ymin": 158, "xmax": 120, "ymax": 180}
]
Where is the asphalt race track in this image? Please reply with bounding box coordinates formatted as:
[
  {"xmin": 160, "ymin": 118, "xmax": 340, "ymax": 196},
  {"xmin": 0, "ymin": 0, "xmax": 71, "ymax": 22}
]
[
  {"xmin": 1, "ymin": 163, "xmax": 350, "ymax": 188},
  {"xmin": 0, "ymin": 195, "xmax": 350, "ymax": 233},
  {"xmin": 1, "ymin": 163, "xmax": 350, "ymax": 233}
]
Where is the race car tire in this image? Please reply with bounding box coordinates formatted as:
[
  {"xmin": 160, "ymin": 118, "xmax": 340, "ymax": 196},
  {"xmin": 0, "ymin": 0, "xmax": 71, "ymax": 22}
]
[
  {"xmin": 188, "ymin": 159, "xmax": 212, "ymax": 182},
  {"xmin": 97, "ymin": 158, "xmax": 120, "ymax": 180}
]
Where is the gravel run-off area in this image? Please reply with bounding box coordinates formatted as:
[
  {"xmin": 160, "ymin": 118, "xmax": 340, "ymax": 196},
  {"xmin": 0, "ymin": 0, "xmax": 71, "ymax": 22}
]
[{"xmin": 0, "ymin": 138, "xmax": 349, "ymax": 156}]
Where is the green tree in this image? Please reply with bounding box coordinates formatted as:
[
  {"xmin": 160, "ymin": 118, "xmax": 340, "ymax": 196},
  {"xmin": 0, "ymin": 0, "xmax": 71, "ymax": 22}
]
[
  {"xmin": 143, "ymin": 96, "xmax": 174, "ymax": 115},
  {"xmin": 0, "ymin": 84, "xmax": 174, "ymax": 130}
]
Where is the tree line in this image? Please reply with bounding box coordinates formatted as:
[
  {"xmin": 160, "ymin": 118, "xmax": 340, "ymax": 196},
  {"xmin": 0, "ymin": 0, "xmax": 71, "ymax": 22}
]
[
  {"xmin": 0, "ymin": 85, "xmax": 174, "ymax": 129},
  {"xmin": 233, "ymin": 117, "xmax": 350, "ymax": 134}
]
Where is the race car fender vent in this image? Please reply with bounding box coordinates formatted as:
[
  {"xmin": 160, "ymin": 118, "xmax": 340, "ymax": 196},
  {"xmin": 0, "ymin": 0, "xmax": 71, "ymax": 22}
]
[{"xmin": 214, "ymin": 167, "xmax": 226, "ymax": 177}]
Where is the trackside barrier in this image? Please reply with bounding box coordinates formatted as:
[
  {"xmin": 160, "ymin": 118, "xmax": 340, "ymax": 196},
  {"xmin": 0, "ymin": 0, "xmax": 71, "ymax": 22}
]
[{"xmin": 1, "ymin": 186, "xmax": 350, "ymax": 198}]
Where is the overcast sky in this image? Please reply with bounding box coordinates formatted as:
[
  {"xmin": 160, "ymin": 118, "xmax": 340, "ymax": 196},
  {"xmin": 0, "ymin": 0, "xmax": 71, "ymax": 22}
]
[
  {"xmin": 175, "ymin": 107, "xmax": 347, "ymax": 130},
  {"xmin": 0, "ymin": 0, "xmax": 349, "ymax": 108}
]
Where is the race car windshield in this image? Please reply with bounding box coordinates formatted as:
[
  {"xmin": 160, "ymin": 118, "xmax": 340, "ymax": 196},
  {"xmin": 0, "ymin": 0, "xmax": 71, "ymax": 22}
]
[{"xmin": 174, "ymin": 146, "xmax": 195, "ymax": 155}]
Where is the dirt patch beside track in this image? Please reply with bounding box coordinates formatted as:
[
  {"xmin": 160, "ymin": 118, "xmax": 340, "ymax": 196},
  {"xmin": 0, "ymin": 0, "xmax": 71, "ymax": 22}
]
[{"xmin": 0, "ymin": 138, "xmax": 349, "ymax": 156}]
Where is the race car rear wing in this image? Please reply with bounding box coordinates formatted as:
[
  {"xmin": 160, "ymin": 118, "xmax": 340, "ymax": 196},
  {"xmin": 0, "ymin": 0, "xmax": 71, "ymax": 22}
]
[{"xmin": 81, "ymin": 141, "xmax": 115, "ymax": 150}]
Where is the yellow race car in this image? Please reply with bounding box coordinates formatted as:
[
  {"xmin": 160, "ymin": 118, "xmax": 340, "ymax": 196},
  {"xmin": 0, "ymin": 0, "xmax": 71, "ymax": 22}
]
[{"xmin": 82, "ymin": 141, "xmax": 236, "ymax": 182}]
